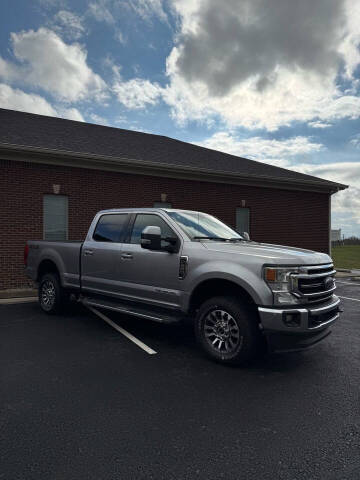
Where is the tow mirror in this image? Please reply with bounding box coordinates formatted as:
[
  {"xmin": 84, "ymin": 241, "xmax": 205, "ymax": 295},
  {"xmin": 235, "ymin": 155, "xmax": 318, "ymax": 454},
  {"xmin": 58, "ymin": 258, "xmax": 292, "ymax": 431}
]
[
  {"xmin": 141, "ymin": 226, "xmax": 179, "ymax": 253},
  {"xmin": 141, "ymin": 226, "xmax": 162, "ymax": 250}
]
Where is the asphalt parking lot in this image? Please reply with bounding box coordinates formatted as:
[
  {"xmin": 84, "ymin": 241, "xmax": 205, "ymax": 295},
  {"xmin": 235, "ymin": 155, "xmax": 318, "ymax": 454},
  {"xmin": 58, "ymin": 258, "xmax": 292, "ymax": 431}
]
[{"xmin": 1, "ymin": 280, "xmax": 360, "ymax": 480}]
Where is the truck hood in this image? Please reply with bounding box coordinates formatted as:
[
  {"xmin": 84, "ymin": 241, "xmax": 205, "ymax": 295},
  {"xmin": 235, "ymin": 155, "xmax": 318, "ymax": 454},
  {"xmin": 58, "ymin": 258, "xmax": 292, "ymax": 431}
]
[{"xmin": 203, "ymin": 241, "xmax": 332, "ymax": 265}]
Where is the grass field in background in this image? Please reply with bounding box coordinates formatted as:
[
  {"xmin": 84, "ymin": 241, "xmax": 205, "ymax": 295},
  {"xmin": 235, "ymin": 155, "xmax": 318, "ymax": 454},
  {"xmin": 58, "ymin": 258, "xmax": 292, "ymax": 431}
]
[{"xmin": 331, "ymin": 245, "xmax": 360, "ymax": 270}]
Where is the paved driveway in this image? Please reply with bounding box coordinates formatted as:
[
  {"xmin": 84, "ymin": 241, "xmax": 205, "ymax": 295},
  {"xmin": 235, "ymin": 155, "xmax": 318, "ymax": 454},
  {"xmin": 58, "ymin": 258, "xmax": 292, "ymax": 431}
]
[{"xmin": 1, "ymin": 281, "xmax": 359, "ymax": 480}]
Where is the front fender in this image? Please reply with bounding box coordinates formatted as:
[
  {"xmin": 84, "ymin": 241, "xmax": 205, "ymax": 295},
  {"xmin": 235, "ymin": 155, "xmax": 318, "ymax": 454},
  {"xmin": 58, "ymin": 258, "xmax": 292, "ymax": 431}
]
[{"xmin": 186, "ymin": 260, "xmax": 272, "ymax": 306}]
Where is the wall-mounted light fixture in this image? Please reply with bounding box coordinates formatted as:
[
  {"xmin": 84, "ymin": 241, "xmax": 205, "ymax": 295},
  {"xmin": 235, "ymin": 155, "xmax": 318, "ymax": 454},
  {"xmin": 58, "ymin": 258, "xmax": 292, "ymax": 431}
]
[{"xmin": 52, "ymin": 184, "xmax": 61, "ymax": 194}]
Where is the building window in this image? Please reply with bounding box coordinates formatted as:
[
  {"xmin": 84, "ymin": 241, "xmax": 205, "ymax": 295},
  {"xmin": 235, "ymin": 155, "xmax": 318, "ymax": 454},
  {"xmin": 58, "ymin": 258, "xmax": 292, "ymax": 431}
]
[
  {"xmin": 236, "ymin": 207, "xmax": 250, "ymax": 235},
  {"xmin": 153, "ymin": 202, "xmax": 172, "ymax": 208},
  {"xmin": 43, "ymin": 195, "xmax": 68, "ymax": 241}
]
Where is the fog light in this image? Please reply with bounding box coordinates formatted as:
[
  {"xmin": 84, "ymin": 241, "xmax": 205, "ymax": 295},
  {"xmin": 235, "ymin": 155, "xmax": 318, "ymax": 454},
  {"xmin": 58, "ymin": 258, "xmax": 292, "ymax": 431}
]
[{"xmin": 283, "ymin": 312, "xmax": 301, "ymax": 327}]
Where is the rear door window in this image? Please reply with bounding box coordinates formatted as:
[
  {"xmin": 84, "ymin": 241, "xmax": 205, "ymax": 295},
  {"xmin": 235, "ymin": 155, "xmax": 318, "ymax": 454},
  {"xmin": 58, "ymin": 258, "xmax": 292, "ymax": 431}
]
[{"xmin": 93, "ymin": 214, "xmax": 129, "ymax": 242}]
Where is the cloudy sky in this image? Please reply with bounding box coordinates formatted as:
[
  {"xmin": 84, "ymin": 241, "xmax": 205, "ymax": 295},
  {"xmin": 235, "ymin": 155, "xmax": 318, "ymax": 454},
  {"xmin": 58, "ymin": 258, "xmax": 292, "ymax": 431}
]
[{"xmin": 0, "ymin": 0, "xmax": 359, "ymax": 236}]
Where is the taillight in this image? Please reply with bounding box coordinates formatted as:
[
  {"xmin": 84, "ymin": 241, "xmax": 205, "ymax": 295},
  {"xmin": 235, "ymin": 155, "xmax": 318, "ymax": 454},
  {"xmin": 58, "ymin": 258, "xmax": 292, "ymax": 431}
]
[{"xmin": 24, "ymin": 244, "xmax": 29, "ymax": 266}]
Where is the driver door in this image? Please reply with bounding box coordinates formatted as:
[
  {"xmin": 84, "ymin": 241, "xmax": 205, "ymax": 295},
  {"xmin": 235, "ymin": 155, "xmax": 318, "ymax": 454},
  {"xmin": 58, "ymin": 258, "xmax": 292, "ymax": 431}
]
[{"xmin": 117, "ymin": 213, "xmax": 183, "ymax": 309}]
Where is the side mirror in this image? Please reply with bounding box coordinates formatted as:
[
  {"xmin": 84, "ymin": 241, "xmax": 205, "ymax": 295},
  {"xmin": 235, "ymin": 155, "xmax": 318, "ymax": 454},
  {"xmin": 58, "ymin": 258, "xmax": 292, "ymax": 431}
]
[
  {"xmin": 243, "ymin": 232, "xmax": 250, "ymax": 241},
  {"xmin": 141, "ymin": 226, "xmax": 179, "ymax": 253},
  {"xmin": 141, "ymin": 226, "xmax": 162, "ymax": 250}
]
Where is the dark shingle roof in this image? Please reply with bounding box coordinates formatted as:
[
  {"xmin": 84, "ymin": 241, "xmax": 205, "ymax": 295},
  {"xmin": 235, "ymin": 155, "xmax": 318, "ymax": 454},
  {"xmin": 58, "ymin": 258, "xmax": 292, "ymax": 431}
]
[{"xmin": 0, "ymin": 108, "xmax": 347, "ymax": 191}]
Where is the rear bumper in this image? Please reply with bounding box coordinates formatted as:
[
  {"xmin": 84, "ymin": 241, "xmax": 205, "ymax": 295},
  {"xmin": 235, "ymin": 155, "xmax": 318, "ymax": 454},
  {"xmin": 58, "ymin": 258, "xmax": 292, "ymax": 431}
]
[{"xmin": 258, "ymin": 296, "xmax": 341, "ymax": 353}]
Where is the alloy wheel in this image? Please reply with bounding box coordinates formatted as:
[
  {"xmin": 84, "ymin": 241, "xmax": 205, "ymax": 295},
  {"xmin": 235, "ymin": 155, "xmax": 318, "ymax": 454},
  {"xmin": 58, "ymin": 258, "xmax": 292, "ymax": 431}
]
[
  {"xmin": 41, "ymin": 280, "xmax": 56, "ymax": 308},
  {"xmin": 204, "ymin": 309, "xmax": 243, "ymax": 353}
]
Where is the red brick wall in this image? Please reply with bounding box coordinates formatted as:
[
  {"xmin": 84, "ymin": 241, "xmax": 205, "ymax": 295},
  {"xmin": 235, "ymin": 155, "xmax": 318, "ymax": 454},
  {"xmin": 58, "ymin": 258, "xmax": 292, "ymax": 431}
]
[{"xmin": 0, "ymin": 159, "xmax": 330, "ymax": 290}]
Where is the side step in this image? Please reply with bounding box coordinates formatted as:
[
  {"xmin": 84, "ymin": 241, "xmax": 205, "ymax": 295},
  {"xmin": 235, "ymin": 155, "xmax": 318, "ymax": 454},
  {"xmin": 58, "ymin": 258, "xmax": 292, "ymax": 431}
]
[{"xmin": 81, "ymin": 295, "xmax": 184, "ymax": 325}]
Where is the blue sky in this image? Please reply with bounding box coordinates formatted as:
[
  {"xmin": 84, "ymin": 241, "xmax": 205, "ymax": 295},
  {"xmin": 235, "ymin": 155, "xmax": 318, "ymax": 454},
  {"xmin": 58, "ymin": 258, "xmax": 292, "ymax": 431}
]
[{"xmin": 0, "ymin": 0, "xmax": 359, "ymax": 237}]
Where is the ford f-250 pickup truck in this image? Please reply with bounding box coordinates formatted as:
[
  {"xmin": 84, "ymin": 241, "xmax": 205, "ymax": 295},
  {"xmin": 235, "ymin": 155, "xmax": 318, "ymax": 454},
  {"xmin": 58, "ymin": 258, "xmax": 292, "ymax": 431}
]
[{"xmin": 25, "ymin": 208, "xmax": 341, "ymax": 365}]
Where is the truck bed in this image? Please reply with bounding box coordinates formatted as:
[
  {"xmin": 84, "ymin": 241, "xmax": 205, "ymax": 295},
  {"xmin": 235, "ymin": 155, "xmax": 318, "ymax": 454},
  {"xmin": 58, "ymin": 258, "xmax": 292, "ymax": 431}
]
[{"xmin": 26, "ymin": 240, "xmax": 83, "ymax": 290}]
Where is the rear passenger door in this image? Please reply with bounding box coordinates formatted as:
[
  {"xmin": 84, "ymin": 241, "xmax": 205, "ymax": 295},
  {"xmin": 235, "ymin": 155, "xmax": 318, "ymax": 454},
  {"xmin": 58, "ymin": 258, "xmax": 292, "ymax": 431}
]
[
  {"xmin": 81, "ymin": 213, "xmax": 129, "ymax": 296},
  {"xmin": 117, "ymin": 213, "xmax": 183, "ymax": 308}
]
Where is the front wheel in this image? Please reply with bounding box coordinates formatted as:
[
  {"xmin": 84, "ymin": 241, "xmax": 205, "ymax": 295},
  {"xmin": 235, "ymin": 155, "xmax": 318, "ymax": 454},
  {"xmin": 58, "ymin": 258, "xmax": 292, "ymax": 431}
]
[
  {"xmin": 39, "ymin": 273, "xmax": 67, "ymax": 314},
  {"xmin": 194, "ymin": 296, "xmax": 261, "ymax": 365}
]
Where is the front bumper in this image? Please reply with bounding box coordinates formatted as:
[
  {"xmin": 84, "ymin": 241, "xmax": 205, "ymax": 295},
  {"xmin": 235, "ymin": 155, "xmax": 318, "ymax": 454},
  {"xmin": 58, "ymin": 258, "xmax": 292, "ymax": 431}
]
[{"xmin": 258, "ymin": 296, "xmax": 341, "ymax": 353}]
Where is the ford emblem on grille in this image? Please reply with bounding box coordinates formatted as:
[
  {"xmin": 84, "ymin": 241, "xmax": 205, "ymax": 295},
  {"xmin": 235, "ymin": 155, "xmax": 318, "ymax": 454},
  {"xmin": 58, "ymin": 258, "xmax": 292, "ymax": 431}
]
[{"xmin": 323, "ymin": 276, "xmax": 334, "ymax": 290}]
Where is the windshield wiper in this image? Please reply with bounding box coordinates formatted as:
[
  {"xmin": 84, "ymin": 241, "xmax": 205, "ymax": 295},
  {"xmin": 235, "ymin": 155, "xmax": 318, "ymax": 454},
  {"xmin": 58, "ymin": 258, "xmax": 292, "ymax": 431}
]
[{"xmin": 193, "ymin": 236, "xmax": 228, "ymax": 241}]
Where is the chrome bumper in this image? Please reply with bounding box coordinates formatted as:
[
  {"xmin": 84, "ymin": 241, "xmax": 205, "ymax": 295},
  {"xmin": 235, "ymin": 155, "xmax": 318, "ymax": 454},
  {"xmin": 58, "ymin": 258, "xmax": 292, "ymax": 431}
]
[{"xmin": 258, "ymin": 295, "xmax": 341, "ymax": 333}]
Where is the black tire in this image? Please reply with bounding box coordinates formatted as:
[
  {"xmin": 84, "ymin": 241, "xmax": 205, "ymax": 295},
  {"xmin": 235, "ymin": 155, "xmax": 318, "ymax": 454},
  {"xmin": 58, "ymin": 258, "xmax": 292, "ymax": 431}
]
[
  {"xmin": 194, "ymin": 296, "xmax": 261, "ymax": 365},
  {"xmin": 38, "ymin": 272, "xmax": 67, "ymax": 315}
]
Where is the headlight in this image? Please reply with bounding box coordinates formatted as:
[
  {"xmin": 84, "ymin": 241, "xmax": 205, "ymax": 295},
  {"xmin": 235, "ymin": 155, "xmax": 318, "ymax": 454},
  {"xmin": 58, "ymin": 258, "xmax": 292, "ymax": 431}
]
[{"xmin": 264, "ymin": 267, "xmax": 300, "ymax": 305}]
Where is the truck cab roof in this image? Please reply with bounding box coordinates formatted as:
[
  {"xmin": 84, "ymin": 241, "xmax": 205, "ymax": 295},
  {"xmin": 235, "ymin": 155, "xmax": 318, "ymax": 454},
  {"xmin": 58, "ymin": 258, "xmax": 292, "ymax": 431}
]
[{"xmin": 96, "ymin": 207, "xmax": 201, "ymax": 215}]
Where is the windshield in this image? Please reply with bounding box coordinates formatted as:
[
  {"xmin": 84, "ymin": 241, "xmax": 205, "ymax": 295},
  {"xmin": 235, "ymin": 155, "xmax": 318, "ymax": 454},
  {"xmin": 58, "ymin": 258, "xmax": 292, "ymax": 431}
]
[{"xmin": 167, "ymin": 211, "xmax": 243, "ymax": 241}]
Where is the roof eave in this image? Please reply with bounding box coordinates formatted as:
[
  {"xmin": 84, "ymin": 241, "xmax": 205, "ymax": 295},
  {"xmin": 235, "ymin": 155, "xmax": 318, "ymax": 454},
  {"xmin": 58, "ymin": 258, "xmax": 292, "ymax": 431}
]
[{"xmin": 0, "ymin": 142, "xmax": 348, "ymax": 194}]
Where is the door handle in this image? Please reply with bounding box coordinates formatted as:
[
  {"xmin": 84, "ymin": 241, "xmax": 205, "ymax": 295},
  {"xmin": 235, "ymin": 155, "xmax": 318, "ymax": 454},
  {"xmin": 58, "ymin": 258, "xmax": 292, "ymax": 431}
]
[
  {"xmin": 121, "ymin": 253, "xmax": 133, "ymax": 259},
  {"xmin": 84, "ymin": 249, "xmax": 94, "ymax": 256}
]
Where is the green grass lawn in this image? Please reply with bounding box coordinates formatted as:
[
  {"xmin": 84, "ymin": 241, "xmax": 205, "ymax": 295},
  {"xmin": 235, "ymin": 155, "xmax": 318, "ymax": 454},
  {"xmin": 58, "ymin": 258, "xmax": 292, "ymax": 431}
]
[{"xmin": 331, "ymin": 245, "xmax": 360, "ymax": 270}]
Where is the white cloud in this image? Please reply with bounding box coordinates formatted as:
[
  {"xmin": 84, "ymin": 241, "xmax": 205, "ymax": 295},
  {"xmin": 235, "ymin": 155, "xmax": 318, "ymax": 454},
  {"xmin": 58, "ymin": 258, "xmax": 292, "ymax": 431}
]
[
  {"xmin": 293, "ymin": 162, "xmax": 357, "ymax": 189},
  {"xmin": 0, "ymin": 28, "xmax": 107, "ymax": 103},
  {"xmin": 88, "ymin": 0, "xmax": 115, "ymax": 24},
  {"xmin": 88, "ymin": 0, "xmax": 168, "ymax": 25},
  {"xmin": 164, "ymin": 0, "xmax": 360, "ymax": 131},
  {"xmin": 89, "ymin": 113, "xmax": 109, "ymax": 125},
  {"xmin": 198, "ymin": 132, "xmax": 324, "ymax": 165},
  {"xmin": 113, "ymin": 78, "xmax": 163, "ymax": 109},
  {"xmin": 52, "ymin": 10, "xmax": 85, "ymax": 40},
  {"xmin": 308, "ymin": 121, "xmax": 333, "ymax": 129},
  {"xmin": 59, "ymin": 107, "xmax": 85, "ymax": 121},
  {"xmin": 350, "ymin": 134, "xmax": 360, "ymax": 149},
  {"xmin": 0, "ymin": 83, "xmax": 57, "ymax": 117},
  {"xmin": 127, "ymin": 0, "xmax": 168, "ymax": 23},
  {"xmin": 103, "ymin": 55, "xmax": 122, "ymax": 81},
  {"xmin": 331, "ymin": 186, "xmax": 360, "ymax": 234},
  {"xmin": 114, "ymin": 29, "xmax": 126, "ymax": 44},
  {"xmin": 38, "ymin": 0, "xmax": 66, "ymax": 7},
  {"xmin": 338, "ymin": 0, "xmax": 360, "ymax": 80},
  {"xmin": 0, "ymin": 83, "xmax": 84, "ymax": 121},
  {"xmin": 293, "ymin": 162, "xmax": 360, "ymax": 233}
]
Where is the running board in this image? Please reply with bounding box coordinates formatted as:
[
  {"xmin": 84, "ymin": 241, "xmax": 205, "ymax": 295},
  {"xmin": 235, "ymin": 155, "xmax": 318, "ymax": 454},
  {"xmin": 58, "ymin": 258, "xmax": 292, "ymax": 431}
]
[{"xmin": 81, "ymin": 296, "xmax": 183, "ymax": 324}]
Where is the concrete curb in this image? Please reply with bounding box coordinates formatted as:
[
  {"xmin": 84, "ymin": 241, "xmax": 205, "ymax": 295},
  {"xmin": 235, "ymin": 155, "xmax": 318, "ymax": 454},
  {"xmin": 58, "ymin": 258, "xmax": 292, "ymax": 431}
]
[
  {"xmin": 0, "ymin": 288, "xmax": 37, "ymax": 299},
  {"xmin": 0, "ymin": 297, "xmax": 38, "ymax": 305}
]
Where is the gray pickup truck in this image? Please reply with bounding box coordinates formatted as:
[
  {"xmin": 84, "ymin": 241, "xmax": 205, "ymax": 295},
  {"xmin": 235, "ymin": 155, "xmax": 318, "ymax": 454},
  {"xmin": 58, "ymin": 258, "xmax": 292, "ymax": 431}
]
[{"xmin": 25, "ymin": 208, "xmax": 341, "ymax": 364}]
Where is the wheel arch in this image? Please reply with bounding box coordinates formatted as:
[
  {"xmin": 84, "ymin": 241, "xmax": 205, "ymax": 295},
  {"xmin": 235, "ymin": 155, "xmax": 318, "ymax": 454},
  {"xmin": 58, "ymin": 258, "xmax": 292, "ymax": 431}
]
[
  {"xmin": 37, "ymin": 259, "xmax": 60, "ymax": 282},
  {"xmin": 189, "ymin": 278, "xmax": 258, "ymax": 317}
]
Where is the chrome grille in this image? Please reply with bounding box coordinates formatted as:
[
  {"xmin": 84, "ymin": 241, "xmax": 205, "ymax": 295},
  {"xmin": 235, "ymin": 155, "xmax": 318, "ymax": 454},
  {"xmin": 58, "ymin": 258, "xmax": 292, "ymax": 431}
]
[{"xmin": 292, "ymin": 263, "xmax": 336, "ymax": 304}]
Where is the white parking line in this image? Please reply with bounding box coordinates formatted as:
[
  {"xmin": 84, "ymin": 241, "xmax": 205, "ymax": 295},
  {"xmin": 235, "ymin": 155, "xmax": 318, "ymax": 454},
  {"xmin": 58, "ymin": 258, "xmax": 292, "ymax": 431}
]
[
  {"xmin": 336, "ymin": 281, "xmax": 360, "ymax": 286},
  {"xmin": 338, "ymin": 296, "xmax": 360, "ymax": 302},
  {"xmin": 86, "ymin": 305, "xmax": 157, "ymax": 355}
]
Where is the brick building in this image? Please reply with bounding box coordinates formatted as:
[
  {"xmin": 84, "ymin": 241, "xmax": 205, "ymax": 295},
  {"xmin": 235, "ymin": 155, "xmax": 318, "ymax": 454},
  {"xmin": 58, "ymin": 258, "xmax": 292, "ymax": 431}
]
[{"xmin": 0, "ymin": 108, "xmax": 347, "ymax": 291}]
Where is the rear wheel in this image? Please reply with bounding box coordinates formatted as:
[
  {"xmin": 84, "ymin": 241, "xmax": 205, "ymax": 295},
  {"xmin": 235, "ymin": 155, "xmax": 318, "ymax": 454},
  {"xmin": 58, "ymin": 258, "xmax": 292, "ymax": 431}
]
[
  {"xmin": 39, "ymin": 273, "xmax": 67, "ymax": 314},
  {"xmin": 194, "ymin": 296, "xmax": 261, "ymax": 365}
]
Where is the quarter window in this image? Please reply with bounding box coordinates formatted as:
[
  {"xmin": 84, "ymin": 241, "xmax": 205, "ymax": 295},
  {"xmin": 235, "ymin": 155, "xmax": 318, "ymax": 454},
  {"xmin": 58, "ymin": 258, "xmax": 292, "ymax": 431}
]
[
  {"xmin": 130, "ymin": 214, "xmax": 175, "ymax": 245},
  {"xmin": 93, "ymin": 214, "xmax": 128, "ymax": 242},
  {"xmin": 43, "ymin": 195, "xmax": 68, "ymax": 241}
]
